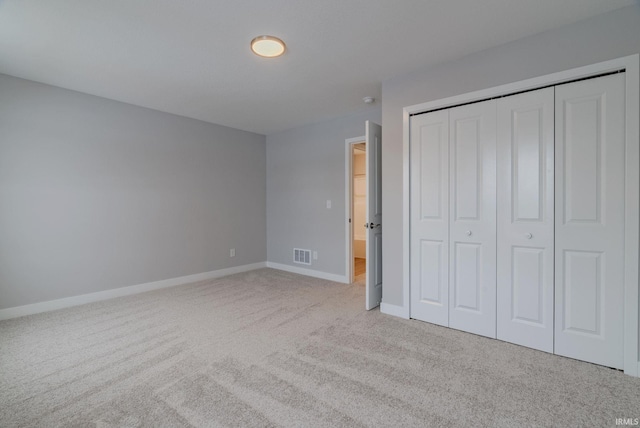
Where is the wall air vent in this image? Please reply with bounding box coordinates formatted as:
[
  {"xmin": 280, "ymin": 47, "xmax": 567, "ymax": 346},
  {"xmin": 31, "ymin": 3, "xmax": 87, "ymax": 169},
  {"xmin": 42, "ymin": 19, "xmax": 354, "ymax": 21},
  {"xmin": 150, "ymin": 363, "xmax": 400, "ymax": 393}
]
[{"xmin": 293, "ymin": 248, "xmax": 311, "ymax": 265}]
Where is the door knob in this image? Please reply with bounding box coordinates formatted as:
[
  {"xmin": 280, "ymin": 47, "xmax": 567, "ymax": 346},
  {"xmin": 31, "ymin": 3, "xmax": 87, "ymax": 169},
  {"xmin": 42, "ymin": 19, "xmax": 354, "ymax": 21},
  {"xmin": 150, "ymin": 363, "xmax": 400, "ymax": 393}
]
[
  {"xmin": 525, "ymin": 233, "xmax": 533, "ymax": 239},
  {"xmin": 466, "ymin": 230, "xmax": 472, "ymax": 236},
  {"xmin": 364, "ymin": 223, "xmax": 369, "ymax": 229},
  {"xmin": 370, "ymin": 222, "xmax": 381, "ymax": 229}
]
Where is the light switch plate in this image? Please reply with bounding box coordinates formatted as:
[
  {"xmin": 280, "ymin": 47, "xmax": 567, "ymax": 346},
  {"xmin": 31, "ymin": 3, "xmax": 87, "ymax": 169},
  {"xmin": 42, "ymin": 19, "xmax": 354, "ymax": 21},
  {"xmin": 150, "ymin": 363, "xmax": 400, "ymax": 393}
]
[{"xmin": 326, "ymin": 200, "xmax": 331, "ymax": 209}]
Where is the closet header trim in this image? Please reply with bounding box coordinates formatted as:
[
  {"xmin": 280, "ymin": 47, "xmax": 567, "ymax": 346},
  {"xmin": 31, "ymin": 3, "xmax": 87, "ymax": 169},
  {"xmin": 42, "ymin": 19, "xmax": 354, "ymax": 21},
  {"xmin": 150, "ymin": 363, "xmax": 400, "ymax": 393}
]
[{"xmin": 410, "ymin": 69, "xmax": 624, "ymax": 117}]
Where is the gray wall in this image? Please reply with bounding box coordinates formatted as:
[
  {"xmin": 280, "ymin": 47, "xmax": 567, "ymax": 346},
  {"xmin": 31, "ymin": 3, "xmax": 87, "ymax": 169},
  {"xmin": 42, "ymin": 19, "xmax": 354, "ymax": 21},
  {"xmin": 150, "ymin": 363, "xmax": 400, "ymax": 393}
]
[
  {"xmin": 266, "ymin": 107, "xmax": 381, "ymax": 276},
  {"xmin": 0, "ymin": 74, "xmax": 266, "ymax": 310},
  {"xmin": 380, "ymin": 5, "xmax": 640, "ymax": 307}
]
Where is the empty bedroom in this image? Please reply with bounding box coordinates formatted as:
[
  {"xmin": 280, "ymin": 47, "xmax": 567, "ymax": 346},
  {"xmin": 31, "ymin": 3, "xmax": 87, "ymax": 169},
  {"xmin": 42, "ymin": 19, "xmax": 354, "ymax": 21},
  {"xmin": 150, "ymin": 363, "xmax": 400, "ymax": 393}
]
[{"xmin": 1, "ymin": 1, "xmax": 640, "ymax": 426}]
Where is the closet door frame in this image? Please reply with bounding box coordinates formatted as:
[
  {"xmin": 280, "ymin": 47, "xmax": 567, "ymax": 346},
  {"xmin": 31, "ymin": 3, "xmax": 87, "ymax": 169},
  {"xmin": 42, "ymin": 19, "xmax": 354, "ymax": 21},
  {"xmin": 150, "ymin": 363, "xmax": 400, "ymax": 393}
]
[{"xmin": 402, "ymin": 54, "xmax": 639, "ymax": 377}]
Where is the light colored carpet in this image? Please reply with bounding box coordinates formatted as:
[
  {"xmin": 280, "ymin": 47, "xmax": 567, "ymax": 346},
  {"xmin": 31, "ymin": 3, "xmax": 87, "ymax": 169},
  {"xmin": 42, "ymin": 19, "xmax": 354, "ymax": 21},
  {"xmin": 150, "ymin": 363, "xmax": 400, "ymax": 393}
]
[{"xmin": 1, "ymin": 268, "xmax": 639, "ymax": 427}]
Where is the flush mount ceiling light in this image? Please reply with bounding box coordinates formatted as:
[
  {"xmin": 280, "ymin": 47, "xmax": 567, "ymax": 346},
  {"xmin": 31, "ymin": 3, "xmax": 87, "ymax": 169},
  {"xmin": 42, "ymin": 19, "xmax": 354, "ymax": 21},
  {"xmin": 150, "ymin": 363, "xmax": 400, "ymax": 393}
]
[{"xmin": 250, "ymin": 35, "xmax": 286, "ymax": 58}]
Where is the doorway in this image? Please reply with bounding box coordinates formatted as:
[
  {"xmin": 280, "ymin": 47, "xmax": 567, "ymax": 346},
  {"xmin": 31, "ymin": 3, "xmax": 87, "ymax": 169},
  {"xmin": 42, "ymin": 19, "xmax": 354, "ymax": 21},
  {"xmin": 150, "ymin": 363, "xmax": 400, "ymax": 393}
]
[
  {"xmin": 345, "ymin": 121, "xmax": 383, "ymax": 310},
  {"xmin": 352, "ymin": 142, "xmax": 367, "ymax": 284},
  {"xmin": 345, "ymin": 136, "xmax": 366, "ymax": 285}
]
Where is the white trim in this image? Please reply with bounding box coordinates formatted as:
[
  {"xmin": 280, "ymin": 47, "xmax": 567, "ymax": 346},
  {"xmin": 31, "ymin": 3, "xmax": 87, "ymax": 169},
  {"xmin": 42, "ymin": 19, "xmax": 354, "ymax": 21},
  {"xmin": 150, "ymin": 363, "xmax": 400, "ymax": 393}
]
[
  {"xmin": 0, "ymin": 262, "xmax": 268, "ymax": 321},
  {"xmin": 402, "ymin": 54, "xmax": 640, "ymax": 376},
  {"xmin": 345, "ymin": 135, "xmax": 366, "ymax": 285},
  {"xmin": 404, "ymin": 56, "xmax": 633, "ymax": 116},
  {"xmin": 380, "ymin": 302, "xmax": 409, "ymax": 319},
  {"xmin": 624, "ymin": 54, "xmax": 640, "ymax": 377},
  {"xmin": 266, "ymin": 261, "xmax": 349, "ymax": 284},
  {"xmin": 402, "ymin": 107, "xmax": 411, "ymax": 317}
]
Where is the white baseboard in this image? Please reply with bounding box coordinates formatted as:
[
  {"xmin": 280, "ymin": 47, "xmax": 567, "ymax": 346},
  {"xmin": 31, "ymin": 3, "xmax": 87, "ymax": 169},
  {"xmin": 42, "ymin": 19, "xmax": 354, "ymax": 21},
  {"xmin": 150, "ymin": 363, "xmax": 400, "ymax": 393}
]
[
  {"xmin": 380, "ymin": 302, "xmax": 410, "ymax": 319},
  {"xmin": 0, "ymin": 262, "xmax": 267, "ymax": 321},
  {"xmin": 266, "ymin": 262, "xmax": 349, "ymax": 284}
]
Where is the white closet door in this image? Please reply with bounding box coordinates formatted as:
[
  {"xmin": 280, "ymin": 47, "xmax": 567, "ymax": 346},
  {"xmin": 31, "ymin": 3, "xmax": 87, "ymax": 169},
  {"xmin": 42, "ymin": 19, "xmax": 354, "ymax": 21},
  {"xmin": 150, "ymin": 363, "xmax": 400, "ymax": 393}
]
[
  {"xmin": 449, "ymin": 100, "xmax": 497, "ymax": 338},
  {"xmin": 410, "ymin": 110, "xmax": 450, "ymax": 326},
  {"xmin": 497, "ymin": 88, "xmax": 554, "ymax": 352},
  {"xmin": 555, "ymin": 73, "xmax": 625, "ymax": 369}
]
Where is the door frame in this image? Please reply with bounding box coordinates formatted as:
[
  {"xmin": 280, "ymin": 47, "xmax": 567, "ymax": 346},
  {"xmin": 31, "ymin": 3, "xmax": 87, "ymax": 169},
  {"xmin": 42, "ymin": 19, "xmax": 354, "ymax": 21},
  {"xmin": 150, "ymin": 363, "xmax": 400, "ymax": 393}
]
[
  {"xmin": 345, "ymin": 136, "xmax": 366, "ymax": 284},
  {"xmin": 402, "ymin": 54, "xmax": 640, "ymax": 376}
]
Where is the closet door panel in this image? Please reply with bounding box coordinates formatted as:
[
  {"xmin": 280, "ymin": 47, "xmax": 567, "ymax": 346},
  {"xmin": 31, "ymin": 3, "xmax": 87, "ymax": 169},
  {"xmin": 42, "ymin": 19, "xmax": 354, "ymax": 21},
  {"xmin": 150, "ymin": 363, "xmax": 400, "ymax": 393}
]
[
  {"xmin": 497, "ymin": 88, "xmax": 554, "ymax": 352},
  {"xmin": 449, "ymin": 100, "xmax": 497, "ymax": 338},
  {"xmin": 453, "ymin": 242, "xmax": 482, "ymax": 310},
  {"xmin": 410, "ymin": 110, "xmax": 450, "ymax": 326},
  {"xmin": 555, "ymin": 73, "xmax": 625, "ymax": 369}
]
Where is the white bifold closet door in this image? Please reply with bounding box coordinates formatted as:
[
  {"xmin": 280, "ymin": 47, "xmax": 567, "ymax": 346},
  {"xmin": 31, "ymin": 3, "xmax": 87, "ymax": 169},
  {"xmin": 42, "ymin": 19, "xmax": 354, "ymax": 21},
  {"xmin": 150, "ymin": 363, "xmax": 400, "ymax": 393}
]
[
  {"xmin": 409, "ymin": 100, "xmax": 497, "ymax": 338},
  {"xmin": 410, "ymin": 109, "xmax": 450, "ymax": 326},
  {"xmin": 554, "ymin": 73, "xmax": 625, "ymax": 369},
  {"xmin": 496, "ymin": 88, "xmax": 555, "ymax": 352},
  {"xmin": 448, "ymin": 101, "xmax": 497, "ymax": 339}
]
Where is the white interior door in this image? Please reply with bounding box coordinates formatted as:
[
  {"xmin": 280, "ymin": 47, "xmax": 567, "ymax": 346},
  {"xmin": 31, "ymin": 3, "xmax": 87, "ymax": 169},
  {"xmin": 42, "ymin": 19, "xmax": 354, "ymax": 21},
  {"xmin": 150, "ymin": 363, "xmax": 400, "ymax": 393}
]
[
  {"xmin": 365, "ymin": 121, "xmax": 382, "ymax": 310},
  {"xmin": 448, "ymin": 100, "xmax": 497, "ymax": 338},
  {"xmin": 554, "ymin": 73, "xmax": 626, "ymax": 369},
  {"xmin": 496, "ymin": 87, "xmax": 554, "ymax": 352},
  {"xmin": 409, "ymin": 110, "xmax": 450, "ymax": 326}
]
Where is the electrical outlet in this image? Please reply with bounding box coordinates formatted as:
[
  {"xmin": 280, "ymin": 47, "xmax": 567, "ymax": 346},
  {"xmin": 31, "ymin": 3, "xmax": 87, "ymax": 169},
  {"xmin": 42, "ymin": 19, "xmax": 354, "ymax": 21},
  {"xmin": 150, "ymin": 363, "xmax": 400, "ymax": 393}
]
[
  {"xmin": 313, "ymin": 251, "xmax": 318, "ymax": 260},
  {"xmin": 230, "ymin": 248, "xmax": 235, "ymax": 257}
]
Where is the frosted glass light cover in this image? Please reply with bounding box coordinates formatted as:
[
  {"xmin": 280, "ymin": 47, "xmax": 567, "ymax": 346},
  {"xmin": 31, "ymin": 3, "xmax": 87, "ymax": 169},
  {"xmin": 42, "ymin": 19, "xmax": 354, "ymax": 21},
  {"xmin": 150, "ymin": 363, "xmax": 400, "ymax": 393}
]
[{"xmin": 251, "ymin": 36, "xmax": 286, "ymax": 58}]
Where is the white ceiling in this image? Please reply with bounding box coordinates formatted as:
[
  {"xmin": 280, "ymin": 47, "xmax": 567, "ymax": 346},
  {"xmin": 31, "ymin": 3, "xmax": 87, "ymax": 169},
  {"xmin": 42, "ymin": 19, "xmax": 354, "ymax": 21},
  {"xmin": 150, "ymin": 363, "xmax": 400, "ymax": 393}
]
[{"xmin": 0, "ymin": 0, "xmax": 634, "ymax": 135}]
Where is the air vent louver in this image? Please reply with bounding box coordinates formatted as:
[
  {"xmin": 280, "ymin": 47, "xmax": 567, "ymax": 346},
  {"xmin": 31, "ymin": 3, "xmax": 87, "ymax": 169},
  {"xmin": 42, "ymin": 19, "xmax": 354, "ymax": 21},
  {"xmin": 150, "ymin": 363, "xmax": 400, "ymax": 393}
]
[{"xmin": 293, "ymin": 248, "xmax": 311, "ymax": 265}]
